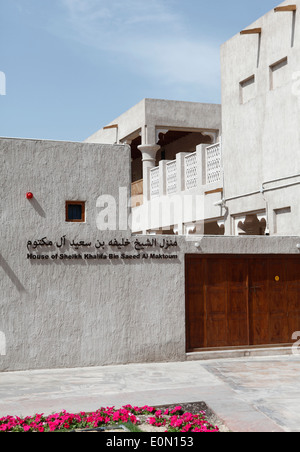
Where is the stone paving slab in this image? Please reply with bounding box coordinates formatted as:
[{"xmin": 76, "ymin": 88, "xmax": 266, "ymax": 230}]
[{"xmin": 1, "ymin": 355, "xmax": 300, "ymax": 432}]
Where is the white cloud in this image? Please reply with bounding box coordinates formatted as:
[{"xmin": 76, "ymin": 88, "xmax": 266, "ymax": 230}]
[
  {"xmin": 58, "ymin": 0, "xmax": 221, "ymax": 96},
  {"xmin": 61, "ymin": 0, "xmax": 182, "ymax": 34}
]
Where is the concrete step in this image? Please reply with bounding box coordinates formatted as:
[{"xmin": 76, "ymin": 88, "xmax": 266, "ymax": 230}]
[{"xmin": 186, "ymin": 346, "xmax": 294, "ymax": 361}]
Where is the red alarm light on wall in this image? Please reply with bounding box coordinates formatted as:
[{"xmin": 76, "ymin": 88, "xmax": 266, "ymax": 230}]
[{"xmin": 26, "ymin": 192, "xmax": 34, "ymax": 200}]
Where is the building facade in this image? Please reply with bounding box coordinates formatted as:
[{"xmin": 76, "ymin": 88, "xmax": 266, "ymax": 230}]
[
  {"xmin": 86, "ymin": 1, "xmax": 300, "ymax": 239},
  {"xmin": 0, "ymin": 1, "xmax": 300, "ymax": 372},
  {"xmin": 85, "ymin": 99, "xmax": 223, "ymax": 235},
  {"xmin": 221, "ymin": 0, "xmax": 300, "ymax": 237}
]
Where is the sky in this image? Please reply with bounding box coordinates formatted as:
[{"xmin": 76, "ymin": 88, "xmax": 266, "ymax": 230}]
[{"xmin": 0, "ymin": 0, "xmax": 281, "ymax": 142}]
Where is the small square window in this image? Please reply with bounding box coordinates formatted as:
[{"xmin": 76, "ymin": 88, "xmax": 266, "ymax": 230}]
[
  {"xmin": 269, "ymin": 57, "xmax": 288, "ymax": 90},
  {"xmin": 239, "ymin": 75, "xmax": 255, "ymax": 104},
  {"xmin": 66, "ymin": 201, "xmax": 85, "ymax": 222}
]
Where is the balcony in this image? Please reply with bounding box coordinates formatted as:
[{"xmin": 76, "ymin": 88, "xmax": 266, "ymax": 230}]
[
  {"xmin": 149, "ymin": 142, "xmax": 222, "ymax": 200},
  {"xmin": 131, "ymin": 142, "xmax": 224, "ymax": 235}
]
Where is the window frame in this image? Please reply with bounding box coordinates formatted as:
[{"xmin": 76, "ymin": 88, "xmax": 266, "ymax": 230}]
[{"xmin": 65, "ymin": 201, "xmax": 86, "ymax": 223}]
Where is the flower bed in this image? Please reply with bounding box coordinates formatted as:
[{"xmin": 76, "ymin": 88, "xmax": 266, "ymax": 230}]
[{"xmin": 0, "ymin": 405, "xmax": 219, "ymax": 433}]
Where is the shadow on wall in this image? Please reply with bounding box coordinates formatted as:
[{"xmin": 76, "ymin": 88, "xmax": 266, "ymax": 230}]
[
  {"xmin": 28, "ymin": 197, "xmax": 46, "ymax": 218},
  {"xmin": 0, "ymin": 253, "xmax": 26, "ymax": 293}
]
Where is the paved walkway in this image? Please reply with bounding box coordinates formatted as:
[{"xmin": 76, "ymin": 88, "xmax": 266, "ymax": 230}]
[{"xmin": 1, "ymin": 354, "xmax": 300, "ymax": 432}]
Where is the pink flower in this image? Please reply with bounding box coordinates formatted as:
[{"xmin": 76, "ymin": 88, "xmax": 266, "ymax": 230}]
[
  {"xmin": 181, "ymin": 423, "xmax": 192, "ymax": 432},
  {"xmin": 0, "ymin": 405, "xmax": 219, "ymax": 433},
  {"xmin": 182, "ymin": 412, "xmax": 194, "ymax": 422},
  {"xmin": 113, "ymin": 412, "xmax": 120, "ymax": 422},
  {"xmin": 175, "ymin": 419, "xmax": 183, "ymax": 428},
  {"xmin": 48, "ymin": 422, "xmax": 57, "ymax": 432},
  {"xmin": 148, "ymin": 417, "xmax": 157, "ymax": 425},
  {"xmin": 129, "ymin": 414, "xmax": 138, "ymax": 424},
  {"xmin": 170, "ymin": 406, "xmax": 182, "ymax": 414},
  {"xmin": 147, "ymin": 416, "xmax": 166, "ymax": 427},
  {"xmin": 142, "ymin": 405, "xmax": 155, "ymax": 413}
]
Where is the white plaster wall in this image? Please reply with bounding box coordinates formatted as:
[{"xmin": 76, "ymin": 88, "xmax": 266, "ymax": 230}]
[
  {"xmin": 0, "ymin": 138, "xmax": 187, "ymax": 371},
  {"xmin": 85, "ymin": 99, "xmax": 221, "ymax": 146},
  {"xmin": 144, "ymin": 99, "xmax": 221, "ymax": 136},
  {"xmin": 221, "ymin": 0, "xmax": 300, "ymax": 234}
]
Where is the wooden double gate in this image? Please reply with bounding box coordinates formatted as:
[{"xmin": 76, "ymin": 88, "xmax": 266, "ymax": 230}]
[{"xmin": 185, "ymin": 255, "xmax": 300, "ymax": 351}]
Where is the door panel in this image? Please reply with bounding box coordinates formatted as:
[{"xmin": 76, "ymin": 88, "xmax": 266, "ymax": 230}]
[
  {"xmin": 205, "ymin": 259, "xmax": 228, "ymax": 348},
  {"xmin": 286, "ymin": 258, "xmax": 300, "ymax": 341},
  {"xmin": 268, "ymin": 259, "xmax": 288, "ymax": 344},
  {"xmin": 185, "ymin": 256, "xmax": 205, "ymax": 350},
  {"xmin": 227, "ymin": 259, "xmax": 249, "ymax": 346},
  {"xmin": 248, "ymin": 259, "xmax": 270, "ymax": 345}
]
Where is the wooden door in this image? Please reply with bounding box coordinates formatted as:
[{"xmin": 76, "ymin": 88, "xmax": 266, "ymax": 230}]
[
  {"xmin": 185, "ymin": 255, "xmax": 249, "ymax": 350},
  {"xmin": 186, "ymin": 255, "xmax": 300, "ymax": 351}
]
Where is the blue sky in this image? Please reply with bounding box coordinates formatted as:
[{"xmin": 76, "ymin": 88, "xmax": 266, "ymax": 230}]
[{"xmin": 0, "ymin": 0, "xmax": 280, "ymax": 142}]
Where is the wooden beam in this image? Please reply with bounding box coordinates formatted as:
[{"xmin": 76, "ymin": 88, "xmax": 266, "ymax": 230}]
[
  {"xmin": 240, "ymin": 28, "xmax": 262, "ymax": 35},
  {"xmin": 205, "ymin": 188, "xmax": 223, "ymax": 196},
  {"xmin": 103, "ymin": 124, "xmax": 118, "ymax": 130},
  {"xmin": 274, "ymin": 5, "xmax": 297, "ymax": 12}
]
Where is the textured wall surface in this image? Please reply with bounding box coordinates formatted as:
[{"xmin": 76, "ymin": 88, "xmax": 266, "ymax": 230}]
[
  {"xmin": 0, "ymin": 138, "xmax": 299, "ymax": 372},
  {"xmin": 85, "ymin": 98, "xmax": 222, "ymax": 145},
  {"xmin": 0, "ymin": 138, "xmax": 188, "ymax": 372}
]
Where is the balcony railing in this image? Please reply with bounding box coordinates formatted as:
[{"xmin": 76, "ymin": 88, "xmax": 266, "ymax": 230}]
[{"xmin": 149, "ymin": 142, "xmax": 222, "ymax": 200}]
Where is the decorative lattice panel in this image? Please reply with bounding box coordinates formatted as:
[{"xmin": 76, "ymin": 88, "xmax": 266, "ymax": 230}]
[
  {"xmin": 185, "ymin": 152, "xmax": 197, "ymax": 190},
  {"xmin": 166, "ymin": 160, "xmax": 177, "ymax": 195},
  {"xmin": 206, "ymin": 143, "xmax": 222, "ymax": 184},
  {"xmin": 150, "ymin": 167, "xmax": 160, "ymax": 198}
]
